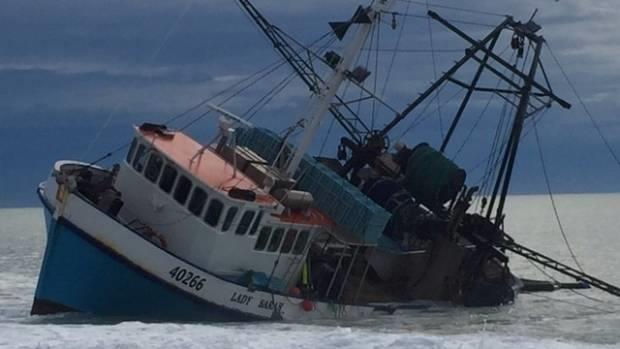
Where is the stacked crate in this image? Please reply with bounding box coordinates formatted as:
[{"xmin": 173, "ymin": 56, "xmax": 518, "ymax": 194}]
[{"xmin": 236, "ymin": 127, "xmax": 391, "ymax": 244}]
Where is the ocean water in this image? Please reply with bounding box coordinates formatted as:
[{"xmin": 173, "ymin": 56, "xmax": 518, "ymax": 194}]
[{"xmin": 0, "ymin": 194, "xmax": 619, "ymax": 349}]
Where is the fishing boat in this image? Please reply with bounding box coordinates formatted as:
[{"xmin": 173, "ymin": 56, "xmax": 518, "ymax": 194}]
[{"xmin": 32, "ymin": 0, "xmax": 620, "ymax": 320}]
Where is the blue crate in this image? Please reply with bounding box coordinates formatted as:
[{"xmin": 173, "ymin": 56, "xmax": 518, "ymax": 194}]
[{"xmin": 239, "ymin": 127, "xmax": 391, "ymax": 243}]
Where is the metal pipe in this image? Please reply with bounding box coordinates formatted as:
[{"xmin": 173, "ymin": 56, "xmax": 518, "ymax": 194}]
[
  {"xmin": 337, "ymin": 245, "xmax": 360, "ymax": 301},
  {"xmin": 325, "ymin": 246, "xmax": 347, "ymax": 299}
]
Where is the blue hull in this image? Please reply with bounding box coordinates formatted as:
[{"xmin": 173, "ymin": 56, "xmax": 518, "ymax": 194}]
[{"xmin": 32, "ymin": 204, "xmax": 256, "ymax": 321}]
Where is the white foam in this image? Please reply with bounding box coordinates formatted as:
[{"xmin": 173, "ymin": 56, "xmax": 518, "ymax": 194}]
[{"xmin": 0, "ymin": 323, "xmax": 615, "ymax": 349}]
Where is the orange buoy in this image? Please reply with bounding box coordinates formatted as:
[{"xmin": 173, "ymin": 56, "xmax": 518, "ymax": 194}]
[{"xmin": 301, "ymin": 299, "xmax": 314, "ymax": 312}]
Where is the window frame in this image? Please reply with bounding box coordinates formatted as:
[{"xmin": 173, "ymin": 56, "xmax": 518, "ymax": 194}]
[
  {"xmin": 144, "ymin": 152, "xmax": 164, "ymax": 183},
  {"xmin": 126, "ymin": 138, "xmax": 138, "ymax": 164},
  {"xmin": 292, "ymin": 230, "xmax": 310, "ymax": 255},
  {"xmin": 254, "ymin": 226, "xmax": 272, "ymax": 251},
  {"xmin": 267, "ymin": 227, "xmax": 285, "ymax": 252},
  {"xmin": 222, "ymin": 206, "xmax": 239, "ymax": 232},
  {"xmin": 235, "ymin": 210, "xmax": 256, "ymax": 235},
  {"xmin": 173, "ymin": 175, "xmax": 193, "ymax": 205},
  {"xmin": 159, "ymin": 164, "xmax": 178, "ymax": 194},
  {"xmin": 204, "ymin": 199, "xmax": 224, "ymax": 227},
  {"xmin": 280, "ymin": 229, "xmax": 298, "ymax": 254},
  {"xmin": 132, "ymin": 144, "xmax": 147, "ymax": 173},
  {"xmin": 248, "ymin": 210, "xmax": 264, "ymax": 236},
  {"xmin": 188, "ymin": 187, "xmax": 208, "ymax": 216}
]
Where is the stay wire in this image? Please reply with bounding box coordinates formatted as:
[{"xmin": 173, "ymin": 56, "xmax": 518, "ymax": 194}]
[
  {"xmin": 396, "ymin": 85, "xmax": 465, "ymax": 142},
  {"xmin": 81, "ymin": 0, "xmax": 195, "ymax": 161},
  {"xmin": 396, "ymin": 0, "xmax": 507, "ymax": 18},
  {"xmin": 479, "ymin": 43, "xmax": 529, "ymax": 203},
  {"xmin": 380, "ymin": 0, "xmax": 411, "ymax": 98},
  {"xmin": 175, "ymin": 29, "xmax": 338, "ymax": 129},
  {"xmin": 425, "ymin": 0, "xmax": 444, "ymax": 139},
  {"xmin": 545, "ymin": 41, "xmax": 620, "ymax": 170},
  {"xmin": 178, "ymin": 60, "xmax": 288, "ymax": 131},
  {"xmin": 165, "ymin": 59, "xmax": 286, "ymax": 127},
  {"xmin": 244, "ymin": 71, "xmax": 299, "ymax": 122},
  {"xmin": 524, "ymin": 257, "xmax": 620, "ymax": 309},
  {"xmin": 371, "ymin": 15, "xmax": 381, "ymax": 130},
  {"xmin": 451, "ymin": 45, "xmax": 514, "ymax": 162},
  {"xmin": 356, "ymin": 22, "xmax": 376, "ymax": 117},
  {"xmin": 533, "ymin": 117, "xmax": 585, "ymax": 273},
  {"xmin": 382, "ymin": 11, "xmax": 497, "ymax": 28}
]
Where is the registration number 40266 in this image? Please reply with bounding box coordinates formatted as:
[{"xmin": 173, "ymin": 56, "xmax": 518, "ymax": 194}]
[{"xmin": 169, "ymin": 266, "xmax": 206, "ymax": 291}]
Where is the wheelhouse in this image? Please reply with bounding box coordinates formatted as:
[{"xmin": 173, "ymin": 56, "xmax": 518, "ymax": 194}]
[{"xmin": 112, "ymin": 124, "xmax": 326, "ymax": 291}]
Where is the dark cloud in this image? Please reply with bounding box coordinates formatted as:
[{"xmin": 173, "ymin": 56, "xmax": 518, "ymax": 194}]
[{"xmin": 1, "ymin": 0, "xmax": 620, "ymax": 207}]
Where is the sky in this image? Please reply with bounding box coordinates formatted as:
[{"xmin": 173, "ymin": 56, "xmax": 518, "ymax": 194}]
[{"xmin": 0, "ymin": 0, "xmax": 619, "ymax": 208}]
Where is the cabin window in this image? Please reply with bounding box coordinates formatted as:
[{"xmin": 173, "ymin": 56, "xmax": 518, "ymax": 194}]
[
  {"xmin": 132, "ymin": 144, "xmax": 147, "ymax": 172},
  {"xmin": 126, "ymin": 138, "xmax": 137, "ymax": 164},
  {"xmin": 267, "ymin": 228, "xmax": 285, "ymax": 252},
  {"xmin": 254, "ymin": 226, "xmax": 272, "ymax": 251},
  {"xmin": 159, "ymin": 164, "xmax": 178, "ymax": 194},
  {"xmin": 222, "ymin": 207, "xmax": 238, "ymax": 232},
  {"xmin": 280, "ymin": 229, "xmax": 297, "ymax": 254},
  {"xmin": 173, "ymin": 175, "xmax": 192, "ymax": 205},
  {"xmin": 235, "ymin": 210, "xmax": 255, "ymax": 235},
  {"xmin": 204, "ymin": 199, "xmax": 224, "ymax": 227},
  {"xmin": 144, "ymin": 153, "xmax": 163, "ymax": 183},
  {"xmin": 248, "ymin": 210, "xmax": 264, "ymax": 236},
  {"xmin": 293, "ymin": 230, "xmax": 310, "ymax": 255},
  {"xmin": 188, "ymin": 187, "xmax": 208, "ymax": 216}
]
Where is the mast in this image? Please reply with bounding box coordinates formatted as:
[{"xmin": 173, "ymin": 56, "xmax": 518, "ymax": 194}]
[
  {"xmin": 490, "ymin": 38, "xmax": 544, "ymax": 224},
  {"xmin": 237, "ymin": 0, "xmax": 373, "ymax": 146},
  {"xmin": 284, "ymin": 0, "xmax": 396, "ymax": 177}
]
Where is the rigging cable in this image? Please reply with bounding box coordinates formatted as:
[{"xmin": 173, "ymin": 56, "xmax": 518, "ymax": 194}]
[
  {"xmin": 524, "ymin": 241, "xmax": 620, "ymax": 309},
  {"xmin": 532, "ymin": 116, "xmax": 585, "ymax": 272},
  {"xmin": 451, "ymin": 46, "xmax": 514, "ymax": 162},
  {"xmin": 396, "ymin": 85, "xmax": 465, "ymax": 142},
  {"xmin": 396, "ymin": 0, "xmax": 507, "ymax": 18},
  {"xmin": 478, "ymin": 42, "xmax": 530, "ymax": 209},
  {"xmin": 356, "ymin": 20, "xmax": 377, "ymax": 119},
  {"xmin": 179, "ymin": 32, "xmax": 340, "ymax": 131},
  {"xmin": 81, "ymin": 0, "xmax": 195, "ymax": 161},
  {"xmin": 382, "ymin": 11, "xmax": 497, "ymax": 28},
  {"xmin": 167, "ymin": 59, "xmax": 287, "ymax": 127},
  {"xmin": 425, "ymin": 0, "xmax": 445, "ymax": 139},
  {"xmin": 371, "ymin": 14, "xmax": 381, "ymax": 129},
  {"xmin": 244, "ymin": 71, "xmax": 299, "ymax": 122},
  {"xmin": 380, "ymin": 0, "xmax": 411, "ymax": 98},
  {"xmin": 178, "ymin": 60, "xmax": 289, "ymax": 131},
  {"xmin": 544, "ymin": 41, "xmax": 620, "ymax": 170}
]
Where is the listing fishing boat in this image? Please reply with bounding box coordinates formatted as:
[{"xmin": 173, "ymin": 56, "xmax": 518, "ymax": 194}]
[{"xmin": 32, "ymin": 0, "xmax": 620, "ymax": 320}]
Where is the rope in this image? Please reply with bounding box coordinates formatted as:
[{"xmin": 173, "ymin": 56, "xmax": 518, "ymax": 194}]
[
  {"xmin": 545, "ymin": 41, "xmax": 620, "ymax": 170},
  {"xmin": 526, "ymin": 290, "xmax": 616, "ymax": 314},
  {"xmin": 532, "ymin": 118, "xmax": 585, "ymax": 272}
]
